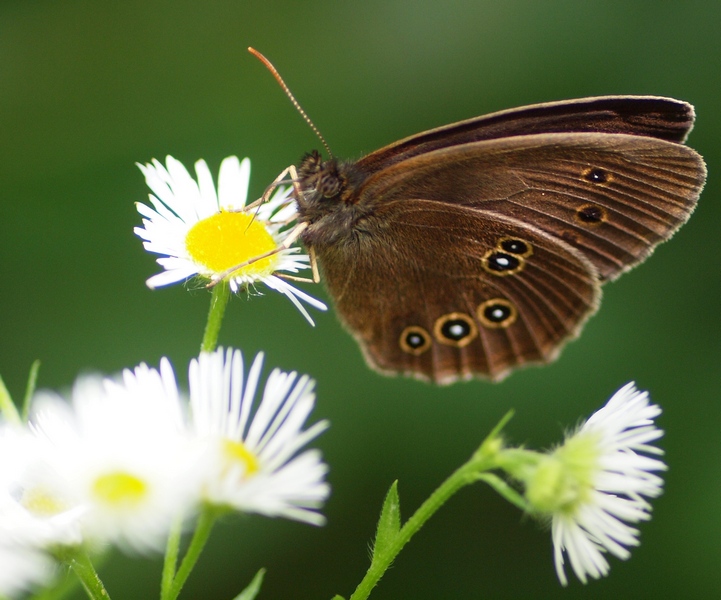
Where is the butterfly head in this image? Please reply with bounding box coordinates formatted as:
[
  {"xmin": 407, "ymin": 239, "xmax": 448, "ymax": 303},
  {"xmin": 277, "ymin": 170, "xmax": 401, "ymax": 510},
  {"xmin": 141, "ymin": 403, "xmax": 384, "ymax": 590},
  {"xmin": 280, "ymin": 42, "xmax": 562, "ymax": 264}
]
[
  {"xmin": 294, "ymin": 151, "xmax": 374, "ymax": 248},
  {"xmin": 297, "ymin": 150, "xmax": 345, "ymax": 199}
]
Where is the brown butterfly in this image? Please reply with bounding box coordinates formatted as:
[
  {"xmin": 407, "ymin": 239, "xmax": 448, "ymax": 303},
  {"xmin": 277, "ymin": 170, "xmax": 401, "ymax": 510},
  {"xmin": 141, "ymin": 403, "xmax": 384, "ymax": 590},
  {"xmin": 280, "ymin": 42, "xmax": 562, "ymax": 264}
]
[{"xmin": 251, "ymin": 53, "xmax": 706, "ymax": 384}]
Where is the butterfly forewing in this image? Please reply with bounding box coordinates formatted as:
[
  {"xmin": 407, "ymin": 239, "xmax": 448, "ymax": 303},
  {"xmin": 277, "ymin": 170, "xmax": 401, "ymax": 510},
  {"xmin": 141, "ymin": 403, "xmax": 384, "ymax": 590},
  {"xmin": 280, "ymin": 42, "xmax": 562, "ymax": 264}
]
[
  {"xmin": 357, "ymin": 133, "xmax": 705, "ymax": 281},
  {"xmin": 357, "ymin": 96, "xmax": 696, "ymax": 173}
]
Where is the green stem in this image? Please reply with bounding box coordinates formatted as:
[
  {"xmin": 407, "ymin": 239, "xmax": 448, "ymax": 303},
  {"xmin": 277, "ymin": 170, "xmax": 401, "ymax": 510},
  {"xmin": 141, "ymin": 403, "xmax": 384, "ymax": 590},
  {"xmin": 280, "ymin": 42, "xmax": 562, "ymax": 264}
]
[
  {"xmin": 161, "ymin": 516, "xmax": 183, "ymax": 600},
  {"xmin": 164, "ymin": 507, "xmax": 218, "ymax": 600},
  {"xmin": 22, "ymin": 359, "xmax": 42, "ymax": 421},
  {"xmin": 201, "ymin": 282, "xmax": 231, "ymax": 353},
  {"xmin": 349, "ymin": 458, "xmax": 492, "ymax": 600},
  {"xmin": 348, "ymin": 413, "xmax": 513, "ymax": 600},
  {"xmin": 476, "ymin": 473, "xmax": 530, "ymax": 512},
  {"xmin": 67, "ymin": 552, "xmax": 111, "ymax": 600}
]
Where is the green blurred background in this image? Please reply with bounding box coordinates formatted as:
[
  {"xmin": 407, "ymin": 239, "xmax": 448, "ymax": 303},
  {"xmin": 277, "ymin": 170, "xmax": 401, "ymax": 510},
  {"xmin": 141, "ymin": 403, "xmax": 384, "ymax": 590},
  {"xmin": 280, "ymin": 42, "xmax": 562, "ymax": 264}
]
[{"xmin": 1, "ymin": 1, "xmax": 719, "ymax": 598}]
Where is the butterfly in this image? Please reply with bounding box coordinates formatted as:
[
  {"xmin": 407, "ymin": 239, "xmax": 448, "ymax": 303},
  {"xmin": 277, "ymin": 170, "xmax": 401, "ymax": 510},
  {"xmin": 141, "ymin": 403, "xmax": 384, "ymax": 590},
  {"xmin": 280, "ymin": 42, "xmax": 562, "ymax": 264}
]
[
  {"xmin": 247, "ymin": 51, "xmax": 706, "ymax": 383},
  {"xmin": 284, "ymin": 94, "xmax": 707, "ymax": 384}
]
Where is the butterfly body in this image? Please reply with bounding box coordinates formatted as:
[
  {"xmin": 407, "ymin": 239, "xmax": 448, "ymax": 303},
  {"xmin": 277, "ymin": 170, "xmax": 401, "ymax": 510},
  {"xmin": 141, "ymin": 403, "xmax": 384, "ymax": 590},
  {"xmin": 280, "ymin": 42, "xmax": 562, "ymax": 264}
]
[{"xmin": 293, "ymin": 96, "xmax": 706, "ymax": 383}]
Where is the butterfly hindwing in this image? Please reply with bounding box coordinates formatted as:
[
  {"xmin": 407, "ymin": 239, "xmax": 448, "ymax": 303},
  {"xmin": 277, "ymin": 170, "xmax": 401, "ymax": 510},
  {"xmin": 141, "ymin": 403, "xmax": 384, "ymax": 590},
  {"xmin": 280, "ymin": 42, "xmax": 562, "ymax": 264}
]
[{"xmin": 317, "ymin": 201, "xmax": 600, "ymax": 383}]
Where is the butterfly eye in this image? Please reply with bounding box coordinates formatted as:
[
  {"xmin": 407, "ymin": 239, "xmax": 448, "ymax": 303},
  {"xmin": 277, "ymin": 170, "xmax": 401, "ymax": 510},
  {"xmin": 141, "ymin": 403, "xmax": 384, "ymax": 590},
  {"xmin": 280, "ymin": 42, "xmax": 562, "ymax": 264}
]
[
  {"xmin": 477, "ymin": 299, "xmax": 518, "ymax": 329},
  {"xmin": 433, "ymin": 313, "xmax": 478, "ymax": 347},
  {"xmin": 399, "ymin": 326, "xmax": 432, "ymax": 355},
  {"xmin": 318, "ymin": 173, "xmax": 341, "ymax": 198},
  {"xmin": 482, "ymin": 251, "xmax": 525, "ymax": 275},
  {"xmin": 575, "ymin": 203, "xmax": 608, "ymax": 225},
  {"xmin": 498, "ymin": 237, "xmax": 533, "ymax": 257}
]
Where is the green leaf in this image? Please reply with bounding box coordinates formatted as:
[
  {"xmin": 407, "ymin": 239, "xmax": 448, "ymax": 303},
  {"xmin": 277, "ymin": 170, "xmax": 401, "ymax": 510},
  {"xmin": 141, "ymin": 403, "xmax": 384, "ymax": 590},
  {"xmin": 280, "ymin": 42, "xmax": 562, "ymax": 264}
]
[
  {"xmin": 0, "ymin": 374, "xmax": 21, "ymax": 425},
  {"xmin": 371, "ymin": 481, "xmax": 401, "ymax": 563},
  {"xmin": 472, "ymin": 409, "xmax": 514, "ymax": 461},
  {"xmin": 329, "ymin": 596, "xmax": 346, "ymax": 600},
  {"xmin": 231, "ymin": 568, "xmax": 266, "ymax": 600}
]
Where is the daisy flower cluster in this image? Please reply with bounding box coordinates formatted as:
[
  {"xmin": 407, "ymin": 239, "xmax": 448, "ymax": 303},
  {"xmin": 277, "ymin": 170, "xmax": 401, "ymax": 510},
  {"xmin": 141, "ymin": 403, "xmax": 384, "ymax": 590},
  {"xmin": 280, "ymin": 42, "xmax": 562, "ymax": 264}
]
[
  {"xmin": 512, "ymin": 382, "xmax": 667, "ymax": 585},
  {"xmin": 134, "ymin": 155, "xmax": 327, "ymax": 324},
  {"xmin": 0, "ymin": 348, "xmax": 329, "ymax": 596}
]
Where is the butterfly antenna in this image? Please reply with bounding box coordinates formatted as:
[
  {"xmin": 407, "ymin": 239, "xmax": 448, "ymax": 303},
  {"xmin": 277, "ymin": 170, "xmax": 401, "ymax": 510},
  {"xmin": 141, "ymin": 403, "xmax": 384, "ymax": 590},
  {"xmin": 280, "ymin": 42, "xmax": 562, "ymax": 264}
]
[{"xmin": 248, "ymin": 47, "xmax": 333, "ymax": 159}]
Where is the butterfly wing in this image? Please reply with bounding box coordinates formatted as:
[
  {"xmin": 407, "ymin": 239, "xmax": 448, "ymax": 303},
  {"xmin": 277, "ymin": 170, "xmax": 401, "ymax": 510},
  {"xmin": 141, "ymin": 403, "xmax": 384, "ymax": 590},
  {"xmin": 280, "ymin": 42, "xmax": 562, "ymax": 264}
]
[
  {"xmin": 356, "ymin": 132, "xmax": 705, "ymax": 281},
  {"xmin": 302, "ymin": 97, "xmax": 705, "ymax": 382},
  {"xmin": 358, "ymin": 95, "xmax": 697, "ymax": 173},
  {"xmin": 319, "ymin": 200, "xmax": 600, "ymax": 383}
]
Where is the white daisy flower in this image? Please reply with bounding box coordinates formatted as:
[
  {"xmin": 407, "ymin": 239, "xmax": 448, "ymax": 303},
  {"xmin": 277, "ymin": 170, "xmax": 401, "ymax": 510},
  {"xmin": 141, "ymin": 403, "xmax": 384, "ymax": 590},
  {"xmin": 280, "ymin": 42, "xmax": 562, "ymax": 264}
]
[
  {"xmin": 526, "ymin": 382, "xmax": 666, "ymax": 585},
  {"xmin": 188, "ymin": 348, "xmax": 330, "ymax": 525},
  {"xmin": 28, "ymin": 360, "xmax": 201, "ymax": 553},
  {"xmin": 0, "ymin": 427, "xmax": 81, "ymax": 597},
  {"xmin": 0, "ymin": 426, "xmax": 84, "ymax": 549},
  {"xmin": 0, "ymin": 541, "xmax": 53, "ymax": 598},
  {"xmin": 134, "ymin": 155, "xmax": 327, "ymax": 324}
]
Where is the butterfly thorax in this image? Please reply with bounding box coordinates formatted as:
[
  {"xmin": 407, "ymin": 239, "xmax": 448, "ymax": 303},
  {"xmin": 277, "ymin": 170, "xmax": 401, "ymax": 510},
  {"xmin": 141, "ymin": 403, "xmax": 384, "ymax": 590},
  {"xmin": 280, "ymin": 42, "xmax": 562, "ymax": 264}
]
[{"xmin": 295, "ymin": 150, "xmax": 375, "ymax": 248}]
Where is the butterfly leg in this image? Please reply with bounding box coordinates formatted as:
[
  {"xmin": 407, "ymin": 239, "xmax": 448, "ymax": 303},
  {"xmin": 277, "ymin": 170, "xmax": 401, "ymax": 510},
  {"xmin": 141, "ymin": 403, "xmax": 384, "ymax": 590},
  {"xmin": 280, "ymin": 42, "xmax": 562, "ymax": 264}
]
[
  {"xmin": 274, "ymin": 273, "xmax": 315, "ymax": 283},
  {"xmin": 244, "ymin": 165, "xmax": 295, "ymax": 212},
  {"xmin": 228, "ymin": 166, "xmax": 296, "ymax": 234},
  {"xmin": 272, "ymin": 165, "xmax": 321, "ymax": 283},
  {"xmin": 266, "ymin": 227, "xmax": 319, "ymax": 283},
  {"xmin": 309, "ymin": 246, "xmax": 320, "ymax": 283},
  {"xmin": 207, "ymin": 164, "xmax": 320, "ymax": 286},
  {"xmin": 207, "ymin": 220, "xmax": 310, "ymax": 286}
]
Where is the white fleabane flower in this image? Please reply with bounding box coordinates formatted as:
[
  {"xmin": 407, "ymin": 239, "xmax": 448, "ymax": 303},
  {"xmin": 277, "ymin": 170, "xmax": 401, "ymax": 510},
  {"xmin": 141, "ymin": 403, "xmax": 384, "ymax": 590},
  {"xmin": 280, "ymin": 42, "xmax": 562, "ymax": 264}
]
[
  {"xmin": 0, "ymin": 427, "xmax": 81, "ymax": 597},
  {"xmin": 525, "ymin": 382, "xmax": 666, "ymax": 586},
  {"xmin": 0, "ymin": 541, "xmax": 53, "ymax": 598},
  {"xmin": 0, "ymin": 426, "xmax": 83, "ymax": 549},
  {"xmin": 134, "ymin": 155, "xmax": 327, "ymax": 324},
  {"xmin": 188, "ymin": 348, "xmax": 330, "ymax": 525},
  {"xmin": 29, "ymin": 360, "xmax": 201, "ymax": 553}
]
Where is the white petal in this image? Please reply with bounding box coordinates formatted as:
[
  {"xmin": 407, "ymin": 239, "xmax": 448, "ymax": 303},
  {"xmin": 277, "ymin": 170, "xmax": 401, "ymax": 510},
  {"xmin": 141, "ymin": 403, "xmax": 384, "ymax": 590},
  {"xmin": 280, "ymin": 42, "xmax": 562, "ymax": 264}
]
[
  {"xmin": 218, "ymin": 156, "xmax": 250, "ymax": 210},
  {"xmin": 194, "ymin": 158, "xmax": 220, "ymax": 218}
]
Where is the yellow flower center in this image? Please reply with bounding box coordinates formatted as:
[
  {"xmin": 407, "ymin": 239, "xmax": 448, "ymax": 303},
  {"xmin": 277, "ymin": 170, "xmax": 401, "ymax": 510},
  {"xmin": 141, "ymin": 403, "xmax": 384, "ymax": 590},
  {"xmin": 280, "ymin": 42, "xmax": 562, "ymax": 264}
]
[
  {"xmin": 21, "ymin": 487, "xmax": 67, "ymax": 516},
  {"xmin": 221, "ymin": 438, "xmax": 260, "ymax": 478},
  {"xmin": 185, "ymin": 211, "xmax": 279, "ymax": 278},
  {"xmin": 92, "ymin": 472, "xmax": 148, "ymax": 507}
]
